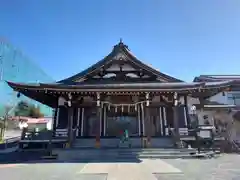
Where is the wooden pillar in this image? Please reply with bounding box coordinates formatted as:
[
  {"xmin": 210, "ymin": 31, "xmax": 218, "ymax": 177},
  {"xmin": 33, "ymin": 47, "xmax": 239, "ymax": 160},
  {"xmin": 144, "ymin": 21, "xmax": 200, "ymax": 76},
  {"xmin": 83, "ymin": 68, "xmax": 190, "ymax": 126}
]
[
  {"xmin": 67, "ymin": 108, "xmax": 74, "ymax": 147},
  {"xmin": 172, "ymin": 92, "xmax": 180, "ymax": 147},
  {"xmin": 80, "ymin": 108, "xmax": 84, "ymax": 136},
  {"xmin": 145, "ymin": 107, "xmax": 150, "ymax": 137},
  {"xmin": 95, "ymin": 106, "xmax": 101, "ymax": 148},
  {"xmin": 96, "ymin": 92, "xmax": 101, "ymax": 138},
  {"xmin": 141, "ymin": 104, "xmax": 145, "ymax": 136},
  {"xmin": 55, "ymin": 107, "xmax": 60, "ymax": 129},
  {"xmin": 159, "ymin": 107, "xmax": 163, "ymax": 136},
  {"xmin": 163, "ymin": 107, "xmax": 167, "ymax": 136},
  {"xmin": 138, "ymin": 105, "xmax": 141, "ymax": 136},
  {"xmin": 173, "ymin": 106, "xmax": 179, "ymax": 136},
  {"xmin": 76, "ymin": 108, "xmax": 80, "ymax": 137},
  {"xmin": 99, "ymin": 106, "xmax": 103, "ymax": 137},
  {"xmin": 173, "ymin": 105, "xmax": 181, "ymax": 148},
  {"xmin": 103, "ymin": 105, "xmax": 106, "ymax": 136},
  {"xmin": 184, "ymin": 96, "xmax": 190, "ymax": 128}
]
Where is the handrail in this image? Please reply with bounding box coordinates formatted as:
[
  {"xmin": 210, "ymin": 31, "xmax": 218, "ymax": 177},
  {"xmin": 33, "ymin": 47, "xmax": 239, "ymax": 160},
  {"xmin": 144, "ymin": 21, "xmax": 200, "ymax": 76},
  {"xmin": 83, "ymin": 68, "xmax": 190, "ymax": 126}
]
[
  {"xmin": 3, "ymin": 136, "xmax": 21, "ymax": 144},
  {"xmin": 0, "ymin": 136, "xmax": 20, "ymax": 150}
]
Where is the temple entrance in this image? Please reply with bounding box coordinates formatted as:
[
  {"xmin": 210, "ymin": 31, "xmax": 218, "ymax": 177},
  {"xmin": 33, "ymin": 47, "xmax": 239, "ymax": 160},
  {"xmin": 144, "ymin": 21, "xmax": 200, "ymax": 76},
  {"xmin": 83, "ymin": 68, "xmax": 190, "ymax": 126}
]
[
  {"xmin": 106, "ymin": 108, "xmax": 139, "ymax": 137},
  {"xmin": 115, "ymin": 116, "xmax": 138, "ymax": 136}
]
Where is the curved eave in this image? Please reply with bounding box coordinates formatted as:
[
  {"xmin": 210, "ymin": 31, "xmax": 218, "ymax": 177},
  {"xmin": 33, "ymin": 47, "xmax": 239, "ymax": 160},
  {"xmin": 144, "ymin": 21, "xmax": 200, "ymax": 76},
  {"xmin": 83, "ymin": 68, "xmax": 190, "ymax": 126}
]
[
  {"xmin": 203, "ymin": 80, "xmax": 234, "ymax": 89},
  {"xmin": 39, "ymin": 82, "xmax": 204, "ymax": 91},
  {"xmin": 7, "ymin": 81, "xmax": 42, "ymax": 90},
  {"xmin": 6, "ymin": 81, "xmax": 57, "ymax": 108},
  {"xmin": 6, "ymin": 81, "xmax": 231, "ymax": 94}
]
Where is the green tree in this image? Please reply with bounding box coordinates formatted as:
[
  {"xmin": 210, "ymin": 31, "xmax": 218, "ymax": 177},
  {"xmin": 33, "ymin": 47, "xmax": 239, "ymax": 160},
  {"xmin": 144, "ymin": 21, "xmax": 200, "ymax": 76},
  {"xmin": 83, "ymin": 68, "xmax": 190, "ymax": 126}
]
[
  {"xmin": 14, "ymin": 101, "xmax": 44, "ymax": 118},
  {"xmin": 28, "ymin": 104, "xmax": 44, "ymax": 118},
  {"xmin": 0, "ymin": 105, "xmax": 13, "ymax": 141},
  {"xmin": 14, "ymin": 101, "xmax": 29, "ymax": 117}
]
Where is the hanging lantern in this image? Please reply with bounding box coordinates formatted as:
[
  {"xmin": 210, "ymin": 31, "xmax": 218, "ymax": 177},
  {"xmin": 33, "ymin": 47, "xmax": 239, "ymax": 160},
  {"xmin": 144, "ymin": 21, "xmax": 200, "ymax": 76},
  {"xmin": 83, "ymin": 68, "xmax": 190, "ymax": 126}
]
[
  {"xmin": 115, "ymin": 106, "xmax": 117, "ymax": 113},
  {"xmin": 174, "ymin": 92, "xmax": 178, "ymax": 100},
  {"xmin": 146, "ymin": 101, "xmax": 149, "ymax": 106},
  {"xmin": 146, "ymin": 92, "xmax": 149, "ymax": 106},
  {"xmin": 135, "ymin": 104, "xmax": 137, "ymax": 111},
  {"xmin": 108, "ymin": 104, "xmax": 111, "ymax": 111},
  {"xmin": 68, "ymin": 93, "xmax": 72, "ymax": 100},
  {"xmin": 225, "ymin": 87, "xmax": 231, "ymax": 92},
  {"xmin": 17, "ymin": 92, "xmax": 21, "ymax": 98},
  {"xmin": 174, "ymin": 99, "xmax": 178, "ymax": 106},
  {"xmin": 68, "ymin": 101, "xmax": 71, "ymax": 107},
  {"xmin": 97, "ymin": 93, "xmax": 100, "ymax": 107},
  {"xmin": 121, "ymin": 105, "xmax": 124, "ymax": 113}
]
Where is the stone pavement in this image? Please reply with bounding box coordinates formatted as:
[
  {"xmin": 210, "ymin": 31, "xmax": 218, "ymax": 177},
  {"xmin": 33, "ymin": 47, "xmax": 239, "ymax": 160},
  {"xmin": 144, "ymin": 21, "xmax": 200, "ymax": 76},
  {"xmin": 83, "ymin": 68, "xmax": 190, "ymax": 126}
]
[
  {"xmin": 77, "ymin": 159, "xmax": 181, "ymax": 180},
  {"xmin": 0, "ymin": 154, "xmax": 240, "ymax": 180}
]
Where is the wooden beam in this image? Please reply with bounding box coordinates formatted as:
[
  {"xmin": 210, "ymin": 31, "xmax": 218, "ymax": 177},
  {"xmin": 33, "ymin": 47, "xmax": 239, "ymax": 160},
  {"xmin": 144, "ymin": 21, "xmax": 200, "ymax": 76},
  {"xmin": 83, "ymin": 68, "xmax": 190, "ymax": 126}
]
[{"xmin": 18, "ymin": 90, "xmax": 57, "ymax": 108}]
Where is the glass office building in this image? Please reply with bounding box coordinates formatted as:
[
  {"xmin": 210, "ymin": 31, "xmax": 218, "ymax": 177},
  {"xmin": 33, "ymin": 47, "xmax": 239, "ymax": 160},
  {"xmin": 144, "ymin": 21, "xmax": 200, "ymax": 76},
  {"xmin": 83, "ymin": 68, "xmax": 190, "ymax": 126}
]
[{"xmin": 0, "ymin": 41, "xmax": 54, "ymax": 117}]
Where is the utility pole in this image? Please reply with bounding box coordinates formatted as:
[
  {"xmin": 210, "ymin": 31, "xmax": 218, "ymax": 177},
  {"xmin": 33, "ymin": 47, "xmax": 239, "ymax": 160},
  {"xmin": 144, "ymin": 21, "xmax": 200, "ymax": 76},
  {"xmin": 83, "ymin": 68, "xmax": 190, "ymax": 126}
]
[
  {"xmin": 0, "ymin": 39, "xmax": 4, "ymax": 81},
  {"xmin": 0, "ymin": 55, "xmax": 3, "ymax": 81}
]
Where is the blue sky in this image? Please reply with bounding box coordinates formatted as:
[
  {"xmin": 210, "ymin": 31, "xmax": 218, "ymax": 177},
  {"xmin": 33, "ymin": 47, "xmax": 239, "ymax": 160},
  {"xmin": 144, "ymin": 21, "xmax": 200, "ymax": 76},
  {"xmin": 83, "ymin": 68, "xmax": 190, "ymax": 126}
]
[{"xmin": 1, "ymin": 0, "xmax": 240, "ymax": 82}]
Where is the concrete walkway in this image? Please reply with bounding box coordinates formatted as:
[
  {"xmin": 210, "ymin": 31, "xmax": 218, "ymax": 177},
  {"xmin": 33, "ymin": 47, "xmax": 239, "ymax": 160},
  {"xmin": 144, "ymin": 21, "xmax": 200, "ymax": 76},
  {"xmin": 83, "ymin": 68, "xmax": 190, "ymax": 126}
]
[{"xmin": 78, "ymin": 159, "xmax": 181, "ymax": 180}]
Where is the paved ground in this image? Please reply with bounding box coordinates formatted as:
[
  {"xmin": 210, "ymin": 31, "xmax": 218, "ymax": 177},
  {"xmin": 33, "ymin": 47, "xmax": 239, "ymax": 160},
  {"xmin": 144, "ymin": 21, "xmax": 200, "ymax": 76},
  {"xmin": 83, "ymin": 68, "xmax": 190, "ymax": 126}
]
[
  {"xmin": 4, "ymin": 130, "xmax": 21, "ymax": 139},
  {"xmin": 0, "ymin": 154, "xmax": 240, "ymax": 180}
]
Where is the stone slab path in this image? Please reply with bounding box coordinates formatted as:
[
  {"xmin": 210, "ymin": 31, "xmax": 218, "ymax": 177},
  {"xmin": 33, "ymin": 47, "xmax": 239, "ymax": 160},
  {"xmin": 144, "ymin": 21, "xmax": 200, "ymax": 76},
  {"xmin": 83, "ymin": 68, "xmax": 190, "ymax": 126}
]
[{"xmin": 78, "ymin": 159, "xmax": 182, "ymax": 180}]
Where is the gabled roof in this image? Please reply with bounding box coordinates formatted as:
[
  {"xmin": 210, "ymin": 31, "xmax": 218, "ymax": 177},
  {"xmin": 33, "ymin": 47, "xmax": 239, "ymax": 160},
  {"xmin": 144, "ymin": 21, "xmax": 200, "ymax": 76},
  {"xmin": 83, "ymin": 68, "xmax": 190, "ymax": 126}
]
[
  {"xmin": 58, "ymin": 40, "xmax": 183, "ymax": 83},
  {"xmin": 194, "ymin": 75, "xmax": 240, "ymax": 82}
]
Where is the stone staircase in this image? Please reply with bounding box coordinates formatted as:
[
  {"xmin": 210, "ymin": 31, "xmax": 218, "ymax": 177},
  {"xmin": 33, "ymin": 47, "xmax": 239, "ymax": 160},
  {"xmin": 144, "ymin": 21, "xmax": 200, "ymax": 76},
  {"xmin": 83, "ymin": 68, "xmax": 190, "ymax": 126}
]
[
  {"xmin": 73, "ymin": 137, "xmax": 174, "ymax": 149},
  {"xmin": 55, "ymin": 148, "xmax": 197, "ymax": 162},
  {"xmin": 54, "ymin": 137, "xmax": 200, "ymax": 161},
  {"xmin": 116, "ymin": 148, "xmax": 197, "ymax": 159}
]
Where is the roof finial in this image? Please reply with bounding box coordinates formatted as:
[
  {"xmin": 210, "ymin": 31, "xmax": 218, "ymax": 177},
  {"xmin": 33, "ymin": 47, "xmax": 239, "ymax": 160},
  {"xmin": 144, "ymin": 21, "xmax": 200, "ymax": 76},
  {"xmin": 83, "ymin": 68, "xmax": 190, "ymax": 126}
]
[{"xmin": 119, "ymin": 38, "xmax": 123, "ymax": 44}]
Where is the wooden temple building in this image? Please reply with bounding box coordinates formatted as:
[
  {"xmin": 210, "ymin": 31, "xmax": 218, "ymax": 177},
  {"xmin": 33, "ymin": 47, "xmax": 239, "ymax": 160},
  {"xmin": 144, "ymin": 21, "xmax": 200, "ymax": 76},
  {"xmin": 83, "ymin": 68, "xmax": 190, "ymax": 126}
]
[{"xmin": 6, "ymin": 40, "xmax": 233, "ymax": 147}]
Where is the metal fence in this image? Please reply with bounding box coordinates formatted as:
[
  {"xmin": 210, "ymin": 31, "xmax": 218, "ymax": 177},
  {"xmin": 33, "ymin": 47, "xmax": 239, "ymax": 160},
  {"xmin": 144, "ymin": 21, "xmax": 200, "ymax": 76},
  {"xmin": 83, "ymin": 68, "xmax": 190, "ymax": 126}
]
[{"xmin": 0, "ymin": 136, "xmax": 20, "ymax": 149}]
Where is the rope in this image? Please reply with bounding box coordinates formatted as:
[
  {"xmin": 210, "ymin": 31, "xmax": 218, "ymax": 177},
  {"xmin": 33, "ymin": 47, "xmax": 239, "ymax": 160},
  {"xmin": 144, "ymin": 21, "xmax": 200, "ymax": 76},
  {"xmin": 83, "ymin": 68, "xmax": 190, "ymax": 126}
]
[{"xmin": 101, "ymin": 100, "xmax": 148, "ymax": 107}]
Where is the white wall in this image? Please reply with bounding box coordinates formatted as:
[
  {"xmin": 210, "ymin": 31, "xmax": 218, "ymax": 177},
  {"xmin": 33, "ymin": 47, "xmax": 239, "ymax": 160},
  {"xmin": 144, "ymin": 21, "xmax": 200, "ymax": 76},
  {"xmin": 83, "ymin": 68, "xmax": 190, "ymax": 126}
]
[
  {"xmin": 46, "ymin": 120, "xmax": 52, "ymax": 130},
  {"xmin": 227, "ymin": 91, "xmax": 240, "ymax": 105},
  {"xmin": 207, "ymin": 92, "xmax": 229, "ymax": 105},
  {"xmin": 207, "ymin": 91, "xmax": 240, "ymax": 106}
]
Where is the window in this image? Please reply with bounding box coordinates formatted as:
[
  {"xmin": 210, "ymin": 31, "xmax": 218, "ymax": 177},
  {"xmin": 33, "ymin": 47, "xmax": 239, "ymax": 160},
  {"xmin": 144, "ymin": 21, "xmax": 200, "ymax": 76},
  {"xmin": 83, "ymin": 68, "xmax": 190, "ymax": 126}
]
[{"xmin": 227, "ymin": 92, "xmax": 240, "ymax": 105}]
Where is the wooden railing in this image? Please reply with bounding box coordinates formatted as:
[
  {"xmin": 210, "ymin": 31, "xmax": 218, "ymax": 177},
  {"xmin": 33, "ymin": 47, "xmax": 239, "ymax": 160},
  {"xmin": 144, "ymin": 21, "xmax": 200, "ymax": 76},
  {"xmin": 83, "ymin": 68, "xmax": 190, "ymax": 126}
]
[{"xmin": 55, "ymin": 129, "xmax": 68, "ymax": 138}]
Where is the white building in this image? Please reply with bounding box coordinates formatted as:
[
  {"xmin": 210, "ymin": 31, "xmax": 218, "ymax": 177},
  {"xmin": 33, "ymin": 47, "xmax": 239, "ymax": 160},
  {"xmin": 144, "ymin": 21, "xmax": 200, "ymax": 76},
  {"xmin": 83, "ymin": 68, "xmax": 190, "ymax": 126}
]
[{"xmin": 192, "ymin": 75, "xmax": 240, "ymax": 141}]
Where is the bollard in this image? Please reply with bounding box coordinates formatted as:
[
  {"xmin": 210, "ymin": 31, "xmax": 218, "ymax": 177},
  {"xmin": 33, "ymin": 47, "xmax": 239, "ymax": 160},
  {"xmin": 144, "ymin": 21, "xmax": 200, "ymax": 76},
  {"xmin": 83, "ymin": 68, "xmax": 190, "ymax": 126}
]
[
  {"xmin": 65, "ymin": 142, "xmax": 70, "ymax": 148},
  {"xmin": 142, "ymin": 137, "xmax": 148, "ymax": 148},
  {"xmin": 147, "ymin": 136, "xmax": 151, "ymax": 148},
  {"xmin": 95, "ymin": 135, "xmax": 100, "ymax": 148}
]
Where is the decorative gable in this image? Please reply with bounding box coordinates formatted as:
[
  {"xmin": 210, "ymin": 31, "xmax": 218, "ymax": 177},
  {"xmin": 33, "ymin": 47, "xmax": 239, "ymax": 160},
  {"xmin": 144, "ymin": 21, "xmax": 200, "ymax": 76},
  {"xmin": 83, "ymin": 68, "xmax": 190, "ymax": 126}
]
[
  {"xmin": 112, "ymin": 51, "xmax": 126, "ymax": 61},
  {"xmin": 58, "ymin": 40, "xmax": 183, "ymax": 84}
]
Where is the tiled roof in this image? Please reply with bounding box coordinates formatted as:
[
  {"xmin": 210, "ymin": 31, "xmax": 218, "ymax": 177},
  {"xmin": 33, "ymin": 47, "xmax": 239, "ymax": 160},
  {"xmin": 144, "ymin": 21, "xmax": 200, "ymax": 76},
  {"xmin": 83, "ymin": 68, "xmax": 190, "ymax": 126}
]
[
  {"xmin": 10, "ymin": 116, "xmax": 51, "ymax": 124},
  {"xmin": 194, "ymin": 75, "xmax": 240, "ymax": 82}
]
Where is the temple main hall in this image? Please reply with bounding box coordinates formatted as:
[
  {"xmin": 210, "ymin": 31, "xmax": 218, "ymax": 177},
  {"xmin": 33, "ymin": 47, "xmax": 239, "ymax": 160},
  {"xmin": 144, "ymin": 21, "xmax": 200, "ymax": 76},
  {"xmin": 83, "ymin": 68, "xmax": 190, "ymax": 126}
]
[{"xmin": 7, "ymin": 41, "xmax": 232, "ymax": 147}]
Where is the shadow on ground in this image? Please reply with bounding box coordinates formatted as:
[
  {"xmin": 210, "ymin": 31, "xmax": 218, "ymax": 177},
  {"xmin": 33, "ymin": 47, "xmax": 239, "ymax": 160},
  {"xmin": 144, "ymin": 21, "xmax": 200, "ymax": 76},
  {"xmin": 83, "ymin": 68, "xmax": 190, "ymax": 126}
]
[
  {"xmin": 0, "ymin": 149, "xmax": 143, "ymax": 164},
  {"xmin": 0, "ymin": 148, "xmax": 221, "ymax": 165}
]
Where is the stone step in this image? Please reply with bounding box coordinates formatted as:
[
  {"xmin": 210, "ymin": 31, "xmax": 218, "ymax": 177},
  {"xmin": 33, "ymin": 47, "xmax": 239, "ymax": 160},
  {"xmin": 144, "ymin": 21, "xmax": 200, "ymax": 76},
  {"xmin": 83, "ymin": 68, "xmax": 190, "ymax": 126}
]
[
  {"xmin": 54, "ymin": 148, "xmax": 201, "ymax": 161},
  {"xmin": 73, "ymin": 138, "xmax": 174, "ymax": 148}
]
